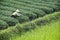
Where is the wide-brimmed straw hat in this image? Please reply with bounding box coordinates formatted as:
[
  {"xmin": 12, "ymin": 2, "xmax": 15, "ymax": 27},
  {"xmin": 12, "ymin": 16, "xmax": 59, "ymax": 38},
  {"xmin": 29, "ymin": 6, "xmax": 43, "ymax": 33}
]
[{"xmin": 16, "ymin": 9, "xmax": 21, "ymax": 12}]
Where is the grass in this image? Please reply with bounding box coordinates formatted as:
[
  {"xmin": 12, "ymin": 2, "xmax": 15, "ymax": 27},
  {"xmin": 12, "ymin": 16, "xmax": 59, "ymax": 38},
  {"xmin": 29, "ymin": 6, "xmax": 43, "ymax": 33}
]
[{"xmin": 11, "ymin": 19, "xmax": 60, "ymax": 40}]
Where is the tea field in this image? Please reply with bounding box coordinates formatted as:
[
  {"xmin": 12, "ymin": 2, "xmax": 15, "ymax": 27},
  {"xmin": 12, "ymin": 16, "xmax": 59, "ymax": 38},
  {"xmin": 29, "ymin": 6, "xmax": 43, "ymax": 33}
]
[{"xmin": 0, "ymin": 0, "xmax": 60, "ymax": 40}]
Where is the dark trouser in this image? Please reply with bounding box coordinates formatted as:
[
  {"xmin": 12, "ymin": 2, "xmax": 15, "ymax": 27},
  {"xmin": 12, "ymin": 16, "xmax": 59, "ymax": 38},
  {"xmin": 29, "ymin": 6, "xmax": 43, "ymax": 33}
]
[{"xmin": 11, "ymin": 15, "xmax": 17, "ymax": 18}]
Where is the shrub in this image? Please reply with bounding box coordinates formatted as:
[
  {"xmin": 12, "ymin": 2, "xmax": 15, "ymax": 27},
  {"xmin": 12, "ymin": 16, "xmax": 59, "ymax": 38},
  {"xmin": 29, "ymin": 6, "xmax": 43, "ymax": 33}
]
[
  {"xmin": 34, "ymin": 18, "xmax": 48, "ymax": 25},
  {"xmin": 0, "ymin": 32, "xmax": 10, "ymax": 40},
  {"xmin": 0, "ymin": 20, "xmax": 8, "ymax": 30},
  {"xmin": 26, "ymin": 13, "xmax": 37, "ymax": 20},
  {"xmin": 34, "ymin": 12, "xmax": 60, "ymax": 25},
  {"xmin": 16, "ymin": 15, "xmax": 29, "ymax": 23},
  {"xmin": 33, "ymin": 9, "xmax": 46, "ymax": 17},
  {"xmin": 16, "ymin": 22, "xmax": 36, "ymax": 32},
  {"xmin": 35, "ymin": 3, "xmax": 59, "ymax": 11},
  {"xmin": 38, "ymin": 6, "xmax": 54, "ymax": 14},
  {"xmin": 0, "ymin": 15, "xmax": 19, "ymax": 26},
  {"xmin": 22, "ymin": 22, "xmax": 36, "ymax": 31},
  {"xmin": 20, "ymin": 4, "xmax": 54, "ymax": 14},
  {"xmin": 0, "ymin": 10, "xmax": 12, "ymax": 16},
  {"xmin": 0, "ymin": 5, "xmax": 16, "ymax": 12},
  {"xmin": 19, "ymin": 9, "xmax": 37, "ymax": 20},
  {"xmin": 23, "ymin": 12, "xmax": 37, "ymax": 20}
]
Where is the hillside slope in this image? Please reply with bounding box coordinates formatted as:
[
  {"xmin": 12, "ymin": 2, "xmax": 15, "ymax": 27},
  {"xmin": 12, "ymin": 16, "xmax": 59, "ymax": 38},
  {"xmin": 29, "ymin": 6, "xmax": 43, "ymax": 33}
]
[
  {"xmin": 0, "ymin": 0, "xmax": 60, "ymax": 40},
  {"xmin": 12, "ymin": 17, "xmax": 60, "ymax": 40},
  {"xmin": 0, "ymin": 12, "xmax": 60, "ymax": 40}
]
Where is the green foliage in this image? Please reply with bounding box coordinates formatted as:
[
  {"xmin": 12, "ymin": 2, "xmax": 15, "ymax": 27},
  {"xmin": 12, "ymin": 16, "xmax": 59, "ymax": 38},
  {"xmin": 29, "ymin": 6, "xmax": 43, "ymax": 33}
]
[
  {"xmin": 0, "ymin": 32, "xmax": 10, "ymax": 40},
  {"xmin": 0, "ymin": 0, "xmax": 60, "ymax": 16},
  {"xmin": 0, "ymin": 5, "xmax": 16, "ymax": 12},
  {"xmin": 0, "ymin": 15, "xmax": 19, "ymax": 26},
  {"xmin": 16, "ymin": 15, "xmax": 29, "ymax": 23},
  {"xmin": 0, "ymin": 20, "xmax": 8, "ymax": 30},
  {"xmin": 23, "ymin": 13, "xmax": 37, "ymax": 20},
  {"xmin": 33, "ymin": 9, "xmax": 46, "ymax": 17},
  {"xmin": 16, "ymin": 22, "xmax": 36, "ymax": 32},
  {"xmin": 34, "ymin": 12, "xmax": 60, "ymax": 25},
  {"xmin": 0, "ymin": 10, "xmax": 12, "ymax": 16}
]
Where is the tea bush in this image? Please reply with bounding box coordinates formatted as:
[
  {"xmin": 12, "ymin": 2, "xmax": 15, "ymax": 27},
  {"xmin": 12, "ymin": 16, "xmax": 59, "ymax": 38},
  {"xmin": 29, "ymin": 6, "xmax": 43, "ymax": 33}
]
[
  {"xmin": 33, "ymin": 9, "xmax": 46, "ymax": 17},
  {"xmin": 16, "ymin": 15, "xmax": 29, "ymax": 23},
  {"xmin": 0, "ymin": 20, "xmax": 8, "ymax": 30},
  {"xmin": 23, "ymin": 13, "xmax": 37, "ymax": 20},
  {"xmin": 0, "ymin": 15, "xmax": 19, "ymax": 26},
  {"xmin": 34, "ymin": 12, "xmax": 60, "ymax": 25}
]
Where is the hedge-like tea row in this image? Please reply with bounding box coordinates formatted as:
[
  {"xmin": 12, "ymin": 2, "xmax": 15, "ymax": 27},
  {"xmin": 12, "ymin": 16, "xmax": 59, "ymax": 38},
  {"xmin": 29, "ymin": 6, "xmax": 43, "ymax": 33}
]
[
  {"xmin": 33, "ymin": 9, "xmax": 46, "ymax": 17},
  {"xmin": 29, "ymin": 0, "xmax": 59, "ymax": 3},
  {"xmin": 0, "ymin": 0, "xmax": 59, "ymax": 15},
  {"xmin": 1, "ymin": 0, "xmax": 60, "ymax": 11},
  {"xmin": 0, "ymin": 5, "xmax": 16, "ymax": 12},
  {"xmin": 0, "ymin": 15, "xmax": 19, "ymax": 26},
  {"xmin": 0, "ymin": 20, "xmax": 8, "ymax": 30},
  {"xmin": 0, "ymin": 5, "xmax": 46, "ymax": 21},
  {"xmin": 1, "ymin": 0, "xmax": 59, "ymax": 10},
  {"xmin": 16, "ymin": 12, "xmax": 60, "ymax": 32},
  {"xmin": 21, "ymin": 10, "xmax": 37, "ymax": 19},
  {"xmin": 16, "ymin": 15, "xmax": 29, "ymax": 23},
  {"xmin": 0, "ymin": 0, "xmax": 60, "ymax": 24},
  {"xmin": 0, "ymin": 0, "xmax": 57, "ymax": 12},
  {"xmin": 34, "ymin": 12, "xmax": 60, "ymax": 25},
  {"xmin": 22, "ymin": 12, "xmax": 37, "ymax": 20},
  {"xmin": 0, "ymin": 7, "xmax": 45, "ymax": 22},
  {"xmin": 0, "ymin": 10, "xmax": 12, "ymax": 16}
]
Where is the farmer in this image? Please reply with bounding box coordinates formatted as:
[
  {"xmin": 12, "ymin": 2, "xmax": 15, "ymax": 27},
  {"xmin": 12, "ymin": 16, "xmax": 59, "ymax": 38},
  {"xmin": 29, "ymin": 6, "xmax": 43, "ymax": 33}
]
[{"xmin": 11, "ymin": 9, "xmax": 22, "ymax": 18}]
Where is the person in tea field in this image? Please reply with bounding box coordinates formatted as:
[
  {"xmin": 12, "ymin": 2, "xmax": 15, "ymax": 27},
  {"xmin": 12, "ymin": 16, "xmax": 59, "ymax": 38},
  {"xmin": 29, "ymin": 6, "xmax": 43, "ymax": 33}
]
[{"xmin": 11, "ymin": 9, "xmax": 22, "ymax": 18}]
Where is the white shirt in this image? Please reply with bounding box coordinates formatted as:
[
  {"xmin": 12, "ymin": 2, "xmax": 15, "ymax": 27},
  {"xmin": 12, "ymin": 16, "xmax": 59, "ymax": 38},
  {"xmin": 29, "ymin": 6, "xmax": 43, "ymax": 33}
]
[{"xmin": 12, "ymin": 9, "xmax": 22, "ymax": 16}]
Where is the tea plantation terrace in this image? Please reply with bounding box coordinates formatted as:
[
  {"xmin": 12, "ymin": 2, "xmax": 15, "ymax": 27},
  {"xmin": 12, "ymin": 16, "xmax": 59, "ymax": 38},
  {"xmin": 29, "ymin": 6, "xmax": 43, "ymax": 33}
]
[{"xmin": 0, "ymin": 0, "xmax": 60, "ymax": 29}]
